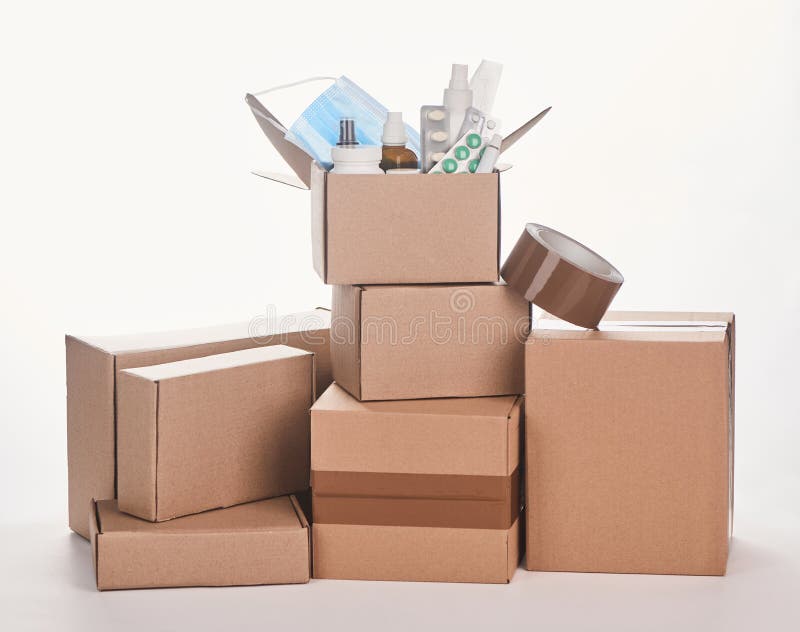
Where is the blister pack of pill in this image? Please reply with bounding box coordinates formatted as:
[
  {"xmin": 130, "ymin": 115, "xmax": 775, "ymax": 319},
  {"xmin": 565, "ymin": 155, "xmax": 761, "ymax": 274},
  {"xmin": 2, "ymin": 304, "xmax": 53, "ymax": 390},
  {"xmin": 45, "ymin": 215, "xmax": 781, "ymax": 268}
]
[
  {"xmin": 420, "ymin": 105, "xmax": 452, "ymax": 173},
  {"xmin": 429, "ymin": 112, "xmax": 501, "ymax": 174},
  {"xmin": 457, "ymin": 107, "xmax": 500, "ymax": 140}
]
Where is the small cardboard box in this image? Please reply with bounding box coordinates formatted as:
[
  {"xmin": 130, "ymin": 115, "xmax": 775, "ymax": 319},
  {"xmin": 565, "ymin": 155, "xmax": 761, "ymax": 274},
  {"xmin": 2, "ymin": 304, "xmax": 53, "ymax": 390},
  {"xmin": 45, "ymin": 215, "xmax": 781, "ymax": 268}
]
[
  {"xmin": 310, "ymin": 164, "xmax": 500, "ymax": 284},
  {"xmin": 332, "ymin": 283, "xmax": 528, "ymax": 401},
  {"xmin": 66, "ymin": 308, "xmax": 330, "ymax": 539},
  {"xmin": 525, "ymin": 311, "xmax": 735, "ymax": 576},
  {"xmin": 90, "ymin": 496, "xmax": 310, "ymax": 590},
  {"xmin": 117, "ymin": 345, "xmax": 315, "ymax": 522},
  {"xmin": 311, "ymin": 383, "xmax": 522, "ymax": 584}
]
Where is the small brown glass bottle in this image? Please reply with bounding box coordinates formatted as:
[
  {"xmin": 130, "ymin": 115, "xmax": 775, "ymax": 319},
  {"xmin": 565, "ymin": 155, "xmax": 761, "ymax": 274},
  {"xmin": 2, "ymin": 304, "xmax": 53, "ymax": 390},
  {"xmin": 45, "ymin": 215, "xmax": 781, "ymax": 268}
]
[{"xmin": 379, "ymin": 112, "xmax": 419, "ymax": 172}]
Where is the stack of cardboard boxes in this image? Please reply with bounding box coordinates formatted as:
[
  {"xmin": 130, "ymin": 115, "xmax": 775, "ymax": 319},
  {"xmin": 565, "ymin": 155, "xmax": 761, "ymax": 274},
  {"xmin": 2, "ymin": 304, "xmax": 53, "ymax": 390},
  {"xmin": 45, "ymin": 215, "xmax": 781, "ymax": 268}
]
[{"xmin": 65, "ymin": 103, "xmax": 734, "ymax": 590}]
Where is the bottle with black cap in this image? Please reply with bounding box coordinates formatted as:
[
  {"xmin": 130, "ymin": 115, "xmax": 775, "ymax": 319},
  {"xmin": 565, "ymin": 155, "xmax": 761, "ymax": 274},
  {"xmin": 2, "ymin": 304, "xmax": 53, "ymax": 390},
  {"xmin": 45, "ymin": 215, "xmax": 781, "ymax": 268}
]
[{"xmin": 331, "ymin": 118, "xmax": 383, "ymax": 174}]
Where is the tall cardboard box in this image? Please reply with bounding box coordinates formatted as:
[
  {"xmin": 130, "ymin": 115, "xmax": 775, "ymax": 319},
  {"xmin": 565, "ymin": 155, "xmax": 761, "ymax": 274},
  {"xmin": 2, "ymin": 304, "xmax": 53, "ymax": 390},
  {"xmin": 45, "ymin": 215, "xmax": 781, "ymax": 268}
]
[
  {"xmin": 525, "ymin": 311, "xmax": 735, "ymax": 576},
  {"xmin": 310, "ymin": 164, "xmax": 500, "ymax": 284},
  {"xmin": 311, "ymin": 383, "xmax": 522, "ymax": 584},
  {"xmin": 117, "ymin": 346, "xmax": 314, "ymax": 522},
  {"xmin": 66, "ymin": 308, "xmax": 330, "ymax": 538},
  {"xmin": 90, "ymin": 496, "xmax": 310, "ymax": 590},
  {"xmin": 332, "ymin": 283, "xmax": 528, "ymax": 400}
]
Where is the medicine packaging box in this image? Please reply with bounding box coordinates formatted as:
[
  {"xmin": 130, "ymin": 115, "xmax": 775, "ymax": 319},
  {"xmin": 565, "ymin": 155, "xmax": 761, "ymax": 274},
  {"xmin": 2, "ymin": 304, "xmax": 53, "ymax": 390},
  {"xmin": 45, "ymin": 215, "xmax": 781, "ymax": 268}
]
[
  {"xmin": 311, "ymin": 384, "xmax": 522, "ymax": 584},
  {"xmin": 331, "ymin": 283, "xmax": 528, "ymax": 401},
  {"xmin": 65, "ymin": 308, "xmax": 331, "ymax": 539},
  {"xmin": 90, "ymin": 496, "xmax": 310, "ymax": 590},
  {"xmin": 311, "ymin": 163, "xmax": 501, "ymax": 284},
  {"xmin": 525, "ymin": 311, "xmax": 735, "ymax": 576},
  {"xmin": 117, "ymin": 345, "xmax": 315, "ymax": 522}
]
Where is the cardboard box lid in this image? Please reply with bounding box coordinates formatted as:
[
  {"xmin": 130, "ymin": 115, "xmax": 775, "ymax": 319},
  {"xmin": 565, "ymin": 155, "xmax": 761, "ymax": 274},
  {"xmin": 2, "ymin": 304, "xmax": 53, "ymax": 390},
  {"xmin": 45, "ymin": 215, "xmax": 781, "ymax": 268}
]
[
  {"xmin": 121, "ymin": 344, "xmax": 313, "ymax": 382},
  {"xmin": 94, "ymin": 496, "xmax": 307, "ymax": 535},
  {"xmin": 312, "ymin": 383, "xmax": 521, "ymax": 477},
  {"xmin": 533, "ymin": 310, "xmax": 734, "ymax": 342},
  {"xmin": 71, "ymin": 308, "xmax": 330, "ymax": 355}
]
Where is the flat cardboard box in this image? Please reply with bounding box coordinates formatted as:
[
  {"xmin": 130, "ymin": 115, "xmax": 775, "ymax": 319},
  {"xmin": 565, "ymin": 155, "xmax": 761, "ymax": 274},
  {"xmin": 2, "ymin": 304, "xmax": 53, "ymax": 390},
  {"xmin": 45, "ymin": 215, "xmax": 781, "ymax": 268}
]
[
  {"xmin": 66, "ymin": 308, "xmax": 330, "ymax": 539},
  {"xmin": 525, "ymin": 311, "xmax": 735, "ymax": 576},
  {"xmin": 332, "ymin": 283, "xmax": 528, "ymax": 401},
  {"xmin": 311, "ymin": 163, "xmax": 500, "ymax": 284},
  {"xmin": 90, "ymin": 496, "xmax": 310, "ymax": 590},
  {"xmin": 117, "ymin": 345, "xmax": 315, "ymax": 522},
  {"xmin": 311, "ymin": 383, "xmax": 522, "ymax": 583}
]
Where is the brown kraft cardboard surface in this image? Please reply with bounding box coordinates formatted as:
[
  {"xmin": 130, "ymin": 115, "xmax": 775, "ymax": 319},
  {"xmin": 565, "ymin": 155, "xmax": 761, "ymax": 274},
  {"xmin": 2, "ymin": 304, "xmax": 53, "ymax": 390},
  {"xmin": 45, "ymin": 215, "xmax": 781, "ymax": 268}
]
[
  {"xmin": 311, "ymin": 163, "xmax": 500, "ymax": 284},
  {"xmin": 525, "ymin": 311, "xmax": 735, "ymax": 576},
  {"xmin": 117, "ymin": 345, "xmax": 315, "ymax": 522},
  {"xmin": 66, "ymin": 308, "xmax": 330, "ymax": 539},
  {"xmin": 311, "ymin": 383, "xmax": 523, "ymax": 583},
  {"xmin": 90, "ymin": 496, "xmax": 310, "ymax": 590},
  {"xmin": 331, "ymin": 284, "xmax": 529, "ymax": 401}
]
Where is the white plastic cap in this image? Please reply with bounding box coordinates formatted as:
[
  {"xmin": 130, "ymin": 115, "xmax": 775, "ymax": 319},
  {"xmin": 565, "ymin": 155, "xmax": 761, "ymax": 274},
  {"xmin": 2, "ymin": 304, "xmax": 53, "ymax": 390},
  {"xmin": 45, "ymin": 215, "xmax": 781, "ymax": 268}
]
[
  {"xmin": 449, "ymin": 64, "xmax": 469, "ymax": 90},
  {"xmin": 382, "ymin": 112, "xmax": 408, "ymax": 145}
]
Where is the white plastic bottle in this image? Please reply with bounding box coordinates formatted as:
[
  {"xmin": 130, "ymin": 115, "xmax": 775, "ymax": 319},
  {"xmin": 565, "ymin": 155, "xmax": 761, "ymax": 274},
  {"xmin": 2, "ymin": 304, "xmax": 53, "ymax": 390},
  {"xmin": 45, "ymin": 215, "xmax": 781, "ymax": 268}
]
[
  {"xmin": 330, "ymin": 118, "xmax": 383, "ymax": 174},
  {"xmin": 443, "ymin": 64, "xmax": 473, "ymax": 145}
]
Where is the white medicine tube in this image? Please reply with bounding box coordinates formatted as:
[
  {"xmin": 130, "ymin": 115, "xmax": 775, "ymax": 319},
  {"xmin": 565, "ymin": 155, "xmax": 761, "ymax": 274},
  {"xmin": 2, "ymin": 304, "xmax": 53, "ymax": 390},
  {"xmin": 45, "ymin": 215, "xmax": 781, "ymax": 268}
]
[
  {"xmin": 475, "ymin": 134, "xmax": 502, "ymax": 173},
  {"xmin": 443, "ymin": 64, "xmax": 472, "ymax": 147}
]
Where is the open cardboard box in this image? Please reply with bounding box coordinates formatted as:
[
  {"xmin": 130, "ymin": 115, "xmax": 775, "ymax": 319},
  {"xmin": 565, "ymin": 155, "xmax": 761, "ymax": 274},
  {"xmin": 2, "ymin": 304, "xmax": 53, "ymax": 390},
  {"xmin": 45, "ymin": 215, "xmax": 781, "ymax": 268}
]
[{"xmin": 246, "ymin": 94, "xmax": 546, "ymax": 285}]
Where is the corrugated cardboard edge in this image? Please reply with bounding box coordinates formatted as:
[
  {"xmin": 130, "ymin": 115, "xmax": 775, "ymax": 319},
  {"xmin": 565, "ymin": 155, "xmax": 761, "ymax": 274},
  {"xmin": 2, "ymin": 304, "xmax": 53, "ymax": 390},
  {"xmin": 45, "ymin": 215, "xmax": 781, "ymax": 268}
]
[
  {"xmin": 728, "ymin": 314, "xmax": 736, "ymax": 539},
  {"xmin": 311, "ymin": 163, "xmax": 328, "ymax": 282},
  {"xmin": 66, "ymin": 336, "xmax": 115, "ymax": 539},
  {"xmin": 116, "ymin": 372, "xmax": 159, "ymax": 522},
  {"xmin": 331, "ymin": 285, "xmax": 362, "ymax": 400},
  {"xmin": 505, "ymin": 397, "xmax": 523, "ymax": 582},
  {"xmin": 89, "ymin": 499, "xmax": 101, "ymax": 590},
  {"xmin": 289, "ymin": 495, "xmax": 312, "ymax": 582}
]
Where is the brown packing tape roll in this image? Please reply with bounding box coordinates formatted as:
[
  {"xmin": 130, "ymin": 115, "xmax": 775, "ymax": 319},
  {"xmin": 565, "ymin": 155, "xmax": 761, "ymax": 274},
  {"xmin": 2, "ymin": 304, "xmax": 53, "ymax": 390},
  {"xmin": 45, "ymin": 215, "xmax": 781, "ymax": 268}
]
[
  {"xmin": 311, "ymin": 469, "xmax": 520, "ymax": 530},
  {"xmin": 501, "ymin": 223, "xmax": 624, "ymax": 329}
]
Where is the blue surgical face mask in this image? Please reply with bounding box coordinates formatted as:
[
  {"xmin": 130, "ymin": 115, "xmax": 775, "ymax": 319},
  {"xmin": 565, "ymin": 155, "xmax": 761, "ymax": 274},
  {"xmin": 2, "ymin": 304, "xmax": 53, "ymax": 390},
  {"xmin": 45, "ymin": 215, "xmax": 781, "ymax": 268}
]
[{"xmin": 256, "ymin": 76, "xmax": 420, "ymax": 170}]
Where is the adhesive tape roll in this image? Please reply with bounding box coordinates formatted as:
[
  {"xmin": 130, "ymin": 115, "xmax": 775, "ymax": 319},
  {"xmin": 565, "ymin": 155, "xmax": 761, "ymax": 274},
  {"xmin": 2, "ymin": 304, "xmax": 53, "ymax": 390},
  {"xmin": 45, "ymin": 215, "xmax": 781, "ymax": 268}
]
[{"xmin": 501, "ymin": 223, "xmax": 624, "ymax": 329}]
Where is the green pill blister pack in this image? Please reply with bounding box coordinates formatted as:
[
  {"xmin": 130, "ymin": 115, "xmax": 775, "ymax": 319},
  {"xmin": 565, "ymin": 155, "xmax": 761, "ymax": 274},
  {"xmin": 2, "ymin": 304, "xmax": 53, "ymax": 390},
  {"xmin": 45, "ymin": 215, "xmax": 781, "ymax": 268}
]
[{"xmin": 429, "ymin": 115, "xmax": 501, "ymax": 174}]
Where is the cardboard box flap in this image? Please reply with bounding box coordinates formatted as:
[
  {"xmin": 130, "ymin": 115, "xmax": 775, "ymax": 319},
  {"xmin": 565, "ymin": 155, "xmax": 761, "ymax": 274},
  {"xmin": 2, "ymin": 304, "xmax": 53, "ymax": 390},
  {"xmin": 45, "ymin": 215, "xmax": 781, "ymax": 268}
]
[
  {"xmin": 245, "ymin": 93, "xmax": 314, "ymax": 189},
  {"xmin": 74, "ymin": 309, "xmax": 330, "ymax": 355},
  {"xmin": 252, "ymin": 170, "xmax": 308, "ymax": 190},
  {"xmin": 120, "ymin": 344, "xmax": 312, "ymax": 382}
]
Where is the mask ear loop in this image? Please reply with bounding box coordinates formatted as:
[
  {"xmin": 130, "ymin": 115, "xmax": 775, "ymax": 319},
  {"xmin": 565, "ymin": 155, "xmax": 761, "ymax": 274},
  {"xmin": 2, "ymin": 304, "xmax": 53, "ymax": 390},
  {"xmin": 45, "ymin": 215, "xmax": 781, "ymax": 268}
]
[{"xmin": 252, "ymin": 76, "xmax": 337, "ymax": 97}]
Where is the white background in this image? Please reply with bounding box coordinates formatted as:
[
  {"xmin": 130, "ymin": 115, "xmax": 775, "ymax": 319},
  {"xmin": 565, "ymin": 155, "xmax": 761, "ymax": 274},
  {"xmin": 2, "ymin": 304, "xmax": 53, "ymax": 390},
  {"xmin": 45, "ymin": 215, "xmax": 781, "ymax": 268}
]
[{"xmin": 1, "ymin": 0, "xmax": 798, "ymax": 629}]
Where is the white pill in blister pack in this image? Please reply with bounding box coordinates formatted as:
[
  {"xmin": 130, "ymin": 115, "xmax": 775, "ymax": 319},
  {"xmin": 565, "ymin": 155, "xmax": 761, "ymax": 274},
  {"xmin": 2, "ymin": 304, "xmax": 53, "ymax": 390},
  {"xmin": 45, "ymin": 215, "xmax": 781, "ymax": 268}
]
[{"xmin": 420, "ymin": 105, "xmax": 452, "ymax": 173}]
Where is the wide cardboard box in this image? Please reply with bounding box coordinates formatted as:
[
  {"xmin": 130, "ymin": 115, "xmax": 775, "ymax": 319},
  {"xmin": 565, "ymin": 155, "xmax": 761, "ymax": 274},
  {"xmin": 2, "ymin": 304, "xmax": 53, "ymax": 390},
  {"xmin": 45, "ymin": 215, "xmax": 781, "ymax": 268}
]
[
  {"xmin": 90, "ymin": 496, "xmax": 310, "ymax": 590},
  {"xmin": 311, "ymin": 164, "xmax": 500, "ymax": 284},
  {"xmin": 118, "ymin": 345, "xmax": 314, "ymax": 522},
  {"xmin": 332, "ymin": 283, "xmax": 528, "ymax": 401},
  {"xmin": 66, "ymin": 308, "xmax": 330, "ymax": 539},
  {"xmin": 525, "ymin": 311, "xmax": 735, "ymax": 576},
  {"xmin": 311, "ymin": 383, "xmax": 522, "ymax": 583}
]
